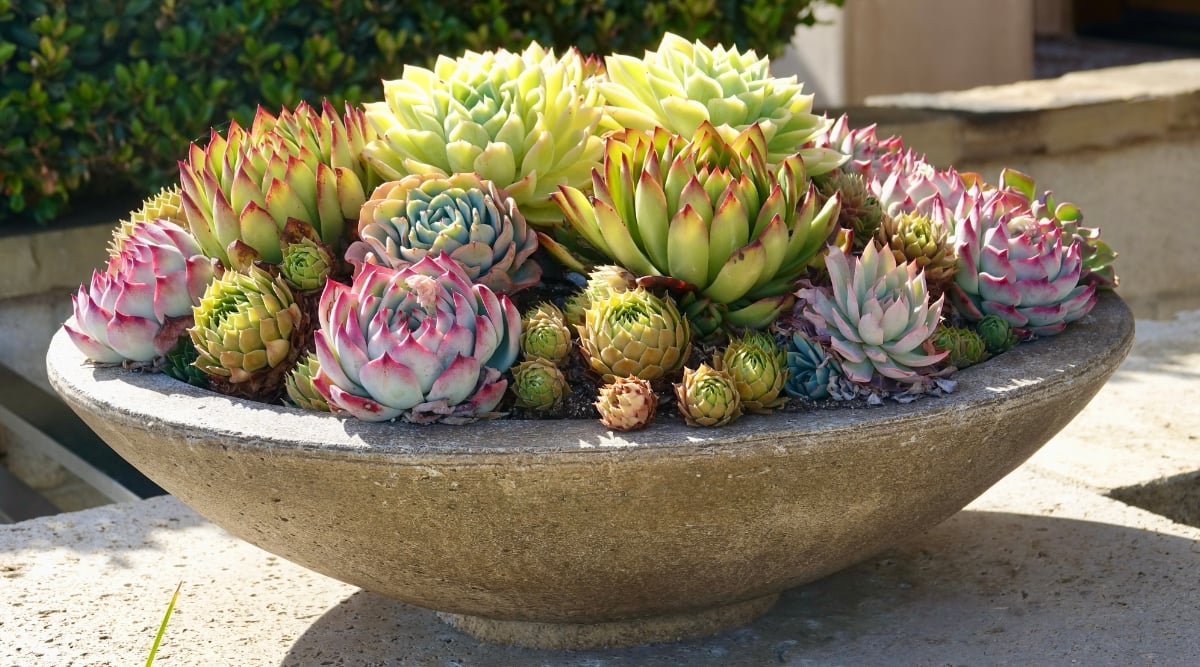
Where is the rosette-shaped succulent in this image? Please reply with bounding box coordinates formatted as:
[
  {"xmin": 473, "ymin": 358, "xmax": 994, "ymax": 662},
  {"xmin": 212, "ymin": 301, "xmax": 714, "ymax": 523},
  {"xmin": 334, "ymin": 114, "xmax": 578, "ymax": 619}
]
[
  {"xmin": 563, "ymin": 265, "xmax": 639, "ymax": 331},
  {"xmin": 601, "ymin": 33, "xmax": 842, "ymax": 172},
  {"xmin": 108, "ymin": 187, "xmax": 186, "ymax": 258},
  {"xmin": 285, "ymin": 353, "xmax": 331, "ymax": 412},
  {"xmin": 161, "ymin": 335, "xmax": 208, "ymax": 388},
  {"xmin": 510, "ymin": 359, "xmax": 569, "ymax": 411},
  {"xmin": 799, "ymin": 244, "xmax": 946, "ymax": 384},
  {"xmin": 809, "ymin": 115, "xmax": 905, "ymax": 181},
  {"xmin": 363, "ymin": 43, "xmax": 604, "ymax": 226},
  {"xmin": 931, "ymin": 325, "xmax": 988, "ymax": 369},
  {"xmin": 578, "ymin": 287, "xmax": 691, "ymax": 384},
  {"xmin": 555, "ymin": 123, "xmax": 842, "ymax": 335},
  {"xmin": 66, "ymin": 219, "xmax": 217, "ymax": 363},
  {"xmin": 949, "ymin": 191, "xmax": 1097, "ymax": 337},
  {"xmin": 818, "ymin": 172, "xmax": 882, "ymax": 251},
  {"xmin": 1000, "ymin": 168, "xmax": 1117, "ymax": 289},
  {"xmin": 189, "ymin": 265, "xmax": 305, "ymax": 400},
  {"xmin": 876, "ymin": 210, "xmax": 957, "ymax": 297},
  {"xmin": 784, "ymin": 333, "xmax": 840, "ymax": 401},
  {"xmin": 977, "ymin": 314, "xmax": 1019, "ymax": 355},
  {"xmin": 595, "ymin": 376, "xmax": 658, "ymax": 432},
  {"xmin": 714, "ymin": 331, "xmax": 788, "ymax": 413},
  {"xmin": 313, "ymin": 256, "xmax": 520, "ymax": 423},
  {"xmin": 179, "ymin": 101, "xmax": 374, "ymax": 269},
  {"xmin": 519, "ymin": 302, "xmax": 572, "ymax": 365},
  {"xmin": 280, "ymin": 227, "xmax": 335, "ymax": 292},
  {"xmin": 674, "ymin": 364, "xmax": 743, "ymax": 427},
  {"xmin": 347, "ymin": 173, "xmax": 540, "ymax": 293}
]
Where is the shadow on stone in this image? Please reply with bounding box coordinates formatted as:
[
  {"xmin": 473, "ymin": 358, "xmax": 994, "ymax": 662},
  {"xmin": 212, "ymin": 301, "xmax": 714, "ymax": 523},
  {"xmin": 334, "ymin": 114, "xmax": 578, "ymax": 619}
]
[
  {"xmin": 1110, "ymin": 470, "xmax": 1200, "ymax": 529},
  {"xmin": 280, "ymin": 509, "xmax": 1200, "ymax": 666}
]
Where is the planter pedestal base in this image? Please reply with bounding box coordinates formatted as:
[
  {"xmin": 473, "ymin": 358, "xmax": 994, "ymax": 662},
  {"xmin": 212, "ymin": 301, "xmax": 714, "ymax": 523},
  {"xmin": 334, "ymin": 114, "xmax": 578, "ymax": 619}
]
[{"xmin": 437, "ymin": 594, "xmax": 780, "ymax": 649}]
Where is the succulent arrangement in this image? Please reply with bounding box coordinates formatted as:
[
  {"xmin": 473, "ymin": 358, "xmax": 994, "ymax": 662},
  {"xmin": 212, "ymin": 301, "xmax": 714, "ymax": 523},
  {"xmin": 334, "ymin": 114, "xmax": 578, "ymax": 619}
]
[{"xmin": 65, "ymin": 32, "xmax": 1119, "ymax": 433}]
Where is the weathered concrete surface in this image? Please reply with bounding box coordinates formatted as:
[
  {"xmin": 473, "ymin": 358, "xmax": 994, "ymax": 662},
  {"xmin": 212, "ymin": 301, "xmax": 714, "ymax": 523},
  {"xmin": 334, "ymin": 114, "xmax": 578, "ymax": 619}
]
[{"xmin": 4, "ymin": 306, "xmax": 1198, "ymax": 664}]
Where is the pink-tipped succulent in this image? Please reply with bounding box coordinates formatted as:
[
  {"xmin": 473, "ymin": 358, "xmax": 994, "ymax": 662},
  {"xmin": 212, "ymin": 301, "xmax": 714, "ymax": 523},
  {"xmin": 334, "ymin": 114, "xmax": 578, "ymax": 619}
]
[
  {"xmin": 313, "ymin": 255, "xmax": 520, "ymax": 423},
  {"xmin": 595, "ymin": 376, "xmax": 658, "ymax": 431},
  {"xmin": 798, "ymin": 244, "xmax": 946, "ymax": 385},
  {"xmin": 948, "ymin": 190, "xmax": 1096, "ymax": 337},
  {"xmin": 347, "ymin": 173, "xmax": 541, "ymax": 294},
  {"xmin": 65, "ymin": 219, "xmax": 217, "ymax": 363}
]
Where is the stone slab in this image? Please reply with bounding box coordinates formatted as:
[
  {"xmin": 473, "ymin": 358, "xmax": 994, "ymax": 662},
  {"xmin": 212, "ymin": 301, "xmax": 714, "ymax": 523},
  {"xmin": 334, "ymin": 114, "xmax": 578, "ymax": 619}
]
[{"xmin": 3, "ymin": 311, "xmax": 1200, "ymax": 665}]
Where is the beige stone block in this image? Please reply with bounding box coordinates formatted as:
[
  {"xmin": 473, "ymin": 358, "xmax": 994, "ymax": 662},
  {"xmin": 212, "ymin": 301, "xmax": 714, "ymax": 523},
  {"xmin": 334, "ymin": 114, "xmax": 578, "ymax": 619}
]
[
  {"xmin": 0, "ymin": 224, "xmax": 111, "ymax": 300},
  {"xmin": 1038, "ymin": 98, "xmax": 1173, "ymax": 154}
]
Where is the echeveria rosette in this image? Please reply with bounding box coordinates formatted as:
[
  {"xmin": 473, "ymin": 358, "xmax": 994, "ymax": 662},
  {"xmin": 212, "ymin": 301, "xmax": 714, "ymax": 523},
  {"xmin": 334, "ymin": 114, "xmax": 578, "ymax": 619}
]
[
  {"xmin": 674, "ymin": 364, "xmax": 743, "ymax": 427},
  {"xmin": 362, "ymin": 43, "xmax": 605, "ymax": 227},
  {"xmin": 179, "ymin": 101, "xmax": 374, "ymax": 270},
  {"xmin": 66, "ymin": 219, "xmax": 217, "ymax": 364},
  {"xmin": 784, "ymin": 332, "xmax": 841, "ymax": 401},
  {"xmin": 876, "ymin": 210, "xmax": 957, "ymax": 298},
  {"xmin": 108, "ymin": 186, "xmax": 186, "ymax": 259},
  {"xmin": 519, "ymin": 302, "xmax": 572, "ymax": 366},
  {"xmin": 279, "ymin": 227, "xmax": 335, "ymax": 292},
  {"xmin": 578, "ymin": 287, "xmax": 691, "ymax": 384},
  {"xmin": 600, "ymin": 32, "xmax": 842, "ymax": 172},
  {"xmin": 554, "ymin": 123, "xmax": 842, "ymax": 336},
  {"xmin": 799, "ymin": 244, "xmax": 947, "ymax": 385},
  {"xmin": 816, "ymin": 172, "xmax": 882, "ymax": 251},
  {"xmin": 948, "ymin": 191, "xmax": 1097, "ymax": 337},
  {"xmin": 347, "ymin": 173, "xmax": 541, "ymax": 294},
  {"xmin": 312, "ymin": 256, "xmax": 520, "ymax": 424},
  {"xmin": 285, "ymin": 352, "xmax": 331, "ymax": 412},
  {"xmin": 714, "ymin": 331, "xmax": 788, "ymax": 413},
  {"xmin": 510, "ymin": 359, "xmax": 569, "ymax": 411},
  {"xmin": 595, "ymin": 376, "xmax": 658, "ymax": 432},
  {"xmin": 189, "ymin": 265, "xmax": 306, "ymax": 401}
]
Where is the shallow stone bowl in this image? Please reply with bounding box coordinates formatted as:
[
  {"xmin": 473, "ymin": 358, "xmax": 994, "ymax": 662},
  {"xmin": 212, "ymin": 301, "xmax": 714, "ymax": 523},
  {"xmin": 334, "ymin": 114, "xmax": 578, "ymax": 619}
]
[{"xmin": 47, "ymin": 294, "xmax": 1133, "ymax": 649}]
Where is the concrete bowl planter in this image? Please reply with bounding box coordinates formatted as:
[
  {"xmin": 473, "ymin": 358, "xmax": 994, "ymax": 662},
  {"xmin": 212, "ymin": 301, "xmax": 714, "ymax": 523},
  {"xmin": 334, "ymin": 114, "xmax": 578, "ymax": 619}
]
[{"xmin": 47, "ymin": 293, "xmax": 1133, "ymax": 649}]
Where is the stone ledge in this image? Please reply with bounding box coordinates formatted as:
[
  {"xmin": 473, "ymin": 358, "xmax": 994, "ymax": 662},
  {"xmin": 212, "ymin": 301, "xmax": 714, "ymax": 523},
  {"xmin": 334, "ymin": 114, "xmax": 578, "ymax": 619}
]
[
  {"xmin": 0, "ymin": 223, "xmax": 111, "ymax": 301},
  {"xmin": 862, "ymin": 59, "xmax": 1200, "ymax": 164}
]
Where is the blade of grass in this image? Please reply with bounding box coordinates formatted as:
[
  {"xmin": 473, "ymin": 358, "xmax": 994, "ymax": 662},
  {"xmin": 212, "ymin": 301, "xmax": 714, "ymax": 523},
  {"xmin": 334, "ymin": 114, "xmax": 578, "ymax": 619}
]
[{"xmin": 145, "ymin": 581, "xmax": 183, "ymax": 667}]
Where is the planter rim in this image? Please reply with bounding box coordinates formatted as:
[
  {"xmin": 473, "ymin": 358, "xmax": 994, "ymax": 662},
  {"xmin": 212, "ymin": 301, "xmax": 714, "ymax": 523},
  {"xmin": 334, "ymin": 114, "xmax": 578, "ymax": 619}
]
[{"xmin": 47, "ymin": 293, "xmax": 1134, "ymax": 461}]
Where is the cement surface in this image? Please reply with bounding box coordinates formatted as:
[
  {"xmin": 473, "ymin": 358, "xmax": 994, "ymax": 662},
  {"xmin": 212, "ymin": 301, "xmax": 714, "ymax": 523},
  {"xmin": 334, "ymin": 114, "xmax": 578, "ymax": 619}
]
[{"xmin": 3, "ymin": 310, "xmax": 1199, "ymax": 665}]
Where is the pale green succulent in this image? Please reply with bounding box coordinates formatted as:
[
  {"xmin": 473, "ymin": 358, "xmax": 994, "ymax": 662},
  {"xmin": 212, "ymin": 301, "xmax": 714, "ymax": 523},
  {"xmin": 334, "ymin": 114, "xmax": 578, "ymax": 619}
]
[
  {"xmin": 280, "ymin": 230, "xmax": 335, "ymax": 292},
  {"xmin": 510, "ymin": 359, "xmax": 569, "ymax": 411},
  {"xmin": 520, "ymin": 302, "xmax": 573, "ymax": 366},
  {"xmin": 362, "ymin": 43, "xmax": 605, "ymax": 227},
  {"xmin": 554, "ymin": 123, "xmax": 842, "ymax": 336},
  {"xmin": 714, "ymin": 331, "xmax": 788, "ymax": 413},
  {"xmin": 108, "ymin": 186, "xmax": 186, "ymax": 258},
  {"xmin": 601, "ymin": 32, "xmax": 843, "ymax": 172},
  {"xmin": 285, "ymin": 352, "xmax": 330, "ymax": 412},
  {"xmin": 578, "ymin": 287, "xmax": 691, "ymax": 384},
  {"xmin": 674, "ymin": 363, "xmax": 743, "ymax": 427}
]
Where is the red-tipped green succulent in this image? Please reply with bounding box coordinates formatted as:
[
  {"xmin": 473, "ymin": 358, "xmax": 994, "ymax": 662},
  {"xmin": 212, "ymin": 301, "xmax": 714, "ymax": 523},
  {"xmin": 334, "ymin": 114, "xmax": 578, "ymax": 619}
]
[
  {"xmin": 108, "ymin": 187, "xmax": 187, "ymax": 258},
  {"xmin": 578, "ymin": 287, "xmax": 691, "ymax": 384},
  {"xmin": 799, "ymin": 244, "xmax": 946, "ymax": 385},
  {"xmin": 66, "ymin": 219, "xmax": 217, "ymax": 364},
  {"xmin": 347, "ymin": 173, "xmax": 540, "ymax": 294},
  {"xmin": 595, "ymin": 376, "xmax": 658, "ymax": 431},
  {"xmin": 179, "ymin": 101, "xmax": 374, "ymax": 270},
  {"xmin": 554, "ymin": 123, "xmax": 841, "ymax": 335},
  {"xmin": 600, "ymin": 32, "xmax": 843, "ymax": 172},
  {"xmin": 313, "ymin": 255, "xmax": 520, "ymax": 423},
  {"xmin": 674, "ymin": 363, "xmax": 743, "ymax": 427},
  {"xmin": 189, "ymin": 265, "xmax": 306, "ymax": 400},
  {"xmin": 362, "ymin": 43, "xmax": 605, "ymax": 227},
  {"xmin": 510, "ymin": 359, "xmax": 569, "ymax": 411},
  {"xmin": 519, "ymin": 302, "xmax": 572, "ymax": 366},
  {"xmin": 714, "ymin": 331, "xmax": 789, "ymax": 413}
]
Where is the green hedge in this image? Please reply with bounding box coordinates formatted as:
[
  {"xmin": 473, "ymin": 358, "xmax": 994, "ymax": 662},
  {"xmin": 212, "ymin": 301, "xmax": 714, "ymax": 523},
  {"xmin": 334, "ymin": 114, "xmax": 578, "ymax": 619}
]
[{"xmin": 0, "ymin": 0, "xmax": 841, "ymax": 226}]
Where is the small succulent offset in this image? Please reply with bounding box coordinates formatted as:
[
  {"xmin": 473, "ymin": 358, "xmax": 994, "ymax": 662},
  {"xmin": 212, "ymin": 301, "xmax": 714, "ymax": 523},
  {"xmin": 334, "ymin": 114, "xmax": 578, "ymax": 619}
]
[
  {"xmin": 784, "ymin": 332, "xmax": 840, "ymax": 401},
  {"xmin": 279, "ymin": 224, "xmax": 336, "ymax": 292},
  {"xmin": 347, "ymin": 173, "xmax": 541, "ymax": 294},
  {"xmin": 189, "ymin": 265, "xmax": 305, "ymax": 401},
  {"xmin": 578, "ymin": 287, "xmax": 692, "ymax": 384},
  {"xmin": 554, "ymin": 123, "xmax": 841, "ymax": 335},
  {"xmin": 285, "ymin": 353, "xmax": 331, "ymax": 412},
  {"xmin": 519, "ymin": 303, "xmax": 573, "ymax": 366},
  {"xmin": 108, "ymin": 187, "xmax": 186, "ymax": 258},
  {"xmin": 362, "ymin": 43, "xmax": 604, "ymax": 227},
  {"xmin": 876, "ymin": 210, "xmax": 957, "ymax": 297},
  {"xmin": 675, "ymin": 364, "xmax": 744, "ymax": 427},
  {"xmin": 931, "ymin": 326, "xmax": 988, "ymax": 370},
  {"xmin": 66, "ymin": 219, "xmax": 217, "ymax": 364},
  {"xmin": 949, "ymin": 191, "xmax": 1096, "ymax": 337},
  {"xmin": 976, "ymin": 314, "xmax": 1020, "ymax": 355},
  {"xmin": 799, "ymin": 244, "xmax": 946, "ymax": 385},
  {"xmin": 178, "ymin": 101, "xmax": 374, "ymax": 270},
  {"xmin": 595, "ymin": 376, "xmax": 658, "ymax": 431},
  {"xmin": 510, "ymin": 359, "xmax": 570, "ymax": 411},
  {"xmin": 714, "ymin": 331, "xmax": 789, "ymax": 413},
  {"xmin": 600, "ymin": 33, "xmax": 843, "ymax": 172},
  {"xmin": 313, "ymin": 256, "xmax": 520, "ymax": 423}
]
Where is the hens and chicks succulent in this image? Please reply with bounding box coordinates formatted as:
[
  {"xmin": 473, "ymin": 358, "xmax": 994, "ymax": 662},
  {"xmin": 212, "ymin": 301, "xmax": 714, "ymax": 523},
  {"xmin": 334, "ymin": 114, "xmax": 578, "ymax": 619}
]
[{"xmin": 66, "ymin": 33, "xmax": 1117, "ymax": 432}]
